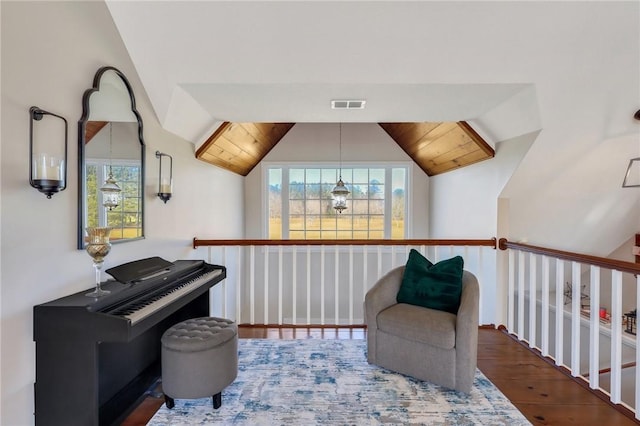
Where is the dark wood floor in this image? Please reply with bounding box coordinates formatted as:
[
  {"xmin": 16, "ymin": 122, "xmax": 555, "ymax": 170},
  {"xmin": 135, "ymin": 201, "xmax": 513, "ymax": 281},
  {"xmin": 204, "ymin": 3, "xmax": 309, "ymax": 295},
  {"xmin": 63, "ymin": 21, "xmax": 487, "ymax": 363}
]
[{"xmin": 122, "ymin": 327, "xmax": 639, "ymax": 425}]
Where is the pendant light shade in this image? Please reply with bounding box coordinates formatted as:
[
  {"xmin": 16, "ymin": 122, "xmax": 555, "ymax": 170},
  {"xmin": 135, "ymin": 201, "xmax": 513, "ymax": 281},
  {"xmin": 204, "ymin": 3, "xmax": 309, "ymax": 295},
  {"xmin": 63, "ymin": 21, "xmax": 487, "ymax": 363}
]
[
  {"xmin": 100, "ymin": 123, "xmax": 121, "ymax": 210},
  {"xmin": 331, "ymin": 123, "xmax": 350, "ymax": 213},
  {"xmin": 331, "ymin": 178, "xmax": 349, "ymax": 213}
]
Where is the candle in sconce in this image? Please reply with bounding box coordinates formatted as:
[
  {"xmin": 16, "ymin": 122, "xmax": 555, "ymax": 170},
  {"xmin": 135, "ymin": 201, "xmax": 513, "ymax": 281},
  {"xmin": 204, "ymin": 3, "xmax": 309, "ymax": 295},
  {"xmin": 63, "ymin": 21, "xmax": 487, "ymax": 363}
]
[
  {"xmin": 34, "ymin": 154, "xmax": 63, "ymax": 181},
  {"xmin": 160, "ymin": 178, "xmax": 172, "ymax": 194}
]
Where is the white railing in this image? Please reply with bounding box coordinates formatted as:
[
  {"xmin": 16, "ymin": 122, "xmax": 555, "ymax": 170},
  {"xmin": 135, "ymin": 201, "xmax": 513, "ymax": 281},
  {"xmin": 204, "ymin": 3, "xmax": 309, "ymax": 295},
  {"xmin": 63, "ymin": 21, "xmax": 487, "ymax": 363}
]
[
  {"xmin": 500, "ymin": 239, "xmax": 640, "ymax": 419},
  {"xmin": 193, "ymin": 238, "xmax": 497, "ymax": 327}
]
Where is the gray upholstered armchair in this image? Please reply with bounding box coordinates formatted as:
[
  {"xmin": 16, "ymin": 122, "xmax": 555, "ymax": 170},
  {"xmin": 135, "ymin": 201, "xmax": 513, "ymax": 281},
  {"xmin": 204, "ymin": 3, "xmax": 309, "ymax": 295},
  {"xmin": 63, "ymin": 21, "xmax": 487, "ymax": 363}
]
[{"xmin": 364, "ymin": 266, "xmax": 479, "ymax": 393}]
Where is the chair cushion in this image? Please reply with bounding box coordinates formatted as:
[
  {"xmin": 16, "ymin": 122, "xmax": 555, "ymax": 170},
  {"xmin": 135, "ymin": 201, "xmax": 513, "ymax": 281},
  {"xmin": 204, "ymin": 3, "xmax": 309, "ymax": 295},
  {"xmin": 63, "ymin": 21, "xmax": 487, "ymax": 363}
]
[
  {"xmin": 377, "ymin": 303, "xmax": 457, "ymax": 350},
  {"xmin": 396, "ymin": 249, "xmax": 463, "ymax": 314}
]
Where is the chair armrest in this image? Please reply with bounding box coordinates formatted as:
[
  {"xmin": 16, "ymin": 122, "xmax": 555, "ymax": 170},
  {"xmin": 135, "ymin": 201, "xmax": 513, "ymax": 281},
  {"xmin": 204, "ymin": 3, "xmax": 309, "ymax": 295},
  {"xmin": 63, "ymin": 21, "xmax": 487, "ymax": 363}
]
[
  {"xmin": 364, "ymin": 266, "xmax": 405, "ymax": 327},
  {"xmin": 455, "ymin": 270, "xmax": 480, "ymax": 382}
]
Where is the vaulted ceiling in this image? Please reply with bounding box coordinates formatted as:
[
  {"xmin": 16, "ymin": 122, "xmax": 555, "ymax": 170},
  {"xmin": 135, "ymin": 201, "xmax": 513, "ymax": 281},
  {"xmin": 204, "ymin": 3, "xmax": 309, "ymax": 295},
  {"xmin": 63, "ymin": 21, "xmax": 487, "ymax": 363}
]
[{"xmin": 196, "ymin": 121, "xmax": 494, "ymax": 177}]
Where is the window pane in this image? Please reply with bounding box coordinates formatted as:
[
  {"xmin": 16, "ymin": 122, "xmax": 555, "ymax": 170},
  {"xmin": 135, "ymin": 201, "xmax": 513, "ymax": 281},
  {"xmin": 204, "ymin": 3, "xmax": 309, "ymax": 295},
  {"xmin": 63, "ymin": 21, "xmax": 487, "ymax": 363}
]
[
  {"xmin": 369, "ymin": 182, "xmax": 384, "ymax": 199},
  {"xmin": 289, "ymin": 183, "xmax": 304, "ymax": 199},
  {"xmin": 337, "ymin": 215, "xmax": 352, "ymax": 230},
  {"xmin": 353, "ymin": 230, "xmax": 368, "ymax": 239},
  {"xmin": 352, "ymin": 200, "xmax": 368, "ymax": 215},
  {"xmin": 392, "ymin": 167, "xmax": 406, "ymax": 239},
  {"xmin": 306, "ymin": 215, "xmax": 321, "ymax": 230},
  {"xmin": 321, "ymin": 215, "xmax": 336, "ymax": 230},
  {"xmin": 306, "ymin": 183, "xmax": 321, "ymax": 198},
  {"xmin": 369, "ymin": 215, "xmax": 384, "ymax": 230},
  {"xmin": 339, "ymin": 168, "xmax": 352, "ymax": 183},
  {"xmin": 306, "ymin": 168, "xmax": 320, "ymax": 183},
  {"xmin": 271, "ymin": 165, "xmax": 408, "ymax": 240},
  {"xmin": 337, "ymin": 230, "xmax": 352, "ymax": 239},
  {"xmin": 306, "ymin": 231, "xmax": 321, "ymax": 239},
  {"xmin": 321, "ymin": 169, "xmax": 338, "ymax": 184},
  {"xmin": 370, "ymin": 168, "xmax": 385, "ymax": 182},
  {"xmin": 321, "ymin": 230, "xmax": 337, "ymax": 239},
  {"xmin": 290, "ymin": 169, "xmax": 304, "ymax": 183},
  {"xmin": 306, "ymin": 199, "xmax": 321, "ymax": 214},
  {"xmin": 369, "ymin": 230, "xmax": 384, "ymax": 239},
  {"xmin": 290, "ymin": 215, "xmax": 304, "ymax": 230},
  {"xmin": 290, "ymin": 200, "xmax": 305, "ymax": 214},
  {"xmin": 351, "ymin": 183, "xmax": 367, "ymax": 199},
  {"xmin": 290, "ymin": 230, "xmax": 305, "ymax": 239},
  {"xmin": 370, "ymin": 199, "xmax": 384, "ymax": 214},
  {"xmin": 353, "ymin": 168, "xmax": 368, "ymax": 184}
]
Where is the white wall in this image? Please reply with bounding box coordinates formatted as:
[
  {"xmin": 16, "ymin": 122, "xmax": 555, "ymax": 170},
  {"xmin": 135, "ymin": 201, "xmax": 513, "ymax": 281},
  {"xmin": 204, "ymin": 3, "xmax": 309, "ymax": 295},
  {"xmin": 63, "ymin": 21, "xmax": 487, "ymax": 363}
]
[
  {"xmin": 0, "ymin": 3, "xmax": 243, "ymax": 425},
  {"xmin": 429, "ymin": 131, "xmax": 535, "ymax": 239},
  {"xmin": 245, "ymin": 122, "xmax": 429, "ymax": 238}
]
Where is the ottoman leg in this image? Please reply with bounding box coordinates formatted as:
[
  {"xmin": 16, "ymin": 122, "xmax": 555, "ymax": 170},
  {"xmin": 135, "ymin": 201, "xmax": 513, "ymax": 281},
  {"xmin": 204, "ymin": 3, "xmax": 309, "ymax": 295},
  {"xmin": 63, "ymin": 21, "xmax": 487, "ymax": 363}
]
[
  {"xmin": 165, "ymin": 395, "xmax": 175, "ymax": 409},
  {"xmin": 213, "ymin": 392, "xmax": 222, "ymax": 409}
]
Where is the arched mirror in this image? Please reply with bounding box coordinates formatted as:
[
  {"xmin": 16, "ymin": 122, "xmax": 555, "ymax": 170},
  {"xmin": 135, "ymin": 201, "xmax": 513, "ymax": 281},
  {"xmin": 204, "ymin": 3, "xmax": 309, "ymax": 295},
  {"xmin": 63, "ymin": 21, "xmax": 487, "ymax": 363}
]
[{"xmin": 77, "ymin": 66, "xmax": 145, "ymax": 249}]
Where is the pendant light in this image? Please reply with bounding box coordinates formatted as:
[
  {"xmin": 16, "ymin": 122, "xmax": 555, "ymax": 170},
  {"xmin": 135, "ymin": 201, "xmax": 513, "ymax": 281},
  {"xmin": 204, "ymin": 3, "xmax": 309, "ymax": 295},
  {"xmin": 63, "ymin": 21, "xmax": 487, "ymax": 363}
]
[
  {"xmin": 331, "ymin": 123, "xmax": 350, "ymax": 213},
  {"xmin": 100, "ymin": 123, "xmax": 121, "ymax": 210}
]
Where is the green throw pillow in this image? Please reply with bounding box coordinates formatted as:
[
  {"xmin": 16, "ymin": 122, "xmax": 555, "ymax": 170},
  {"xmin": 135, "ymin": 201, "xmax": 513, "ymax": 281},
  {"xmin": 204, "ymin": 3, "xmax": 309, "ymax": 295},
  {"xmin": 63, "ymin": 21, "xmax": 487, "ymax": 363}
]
[{"xmin": 396, "ymin": 249, "xmax": 464, "ymax": 314}]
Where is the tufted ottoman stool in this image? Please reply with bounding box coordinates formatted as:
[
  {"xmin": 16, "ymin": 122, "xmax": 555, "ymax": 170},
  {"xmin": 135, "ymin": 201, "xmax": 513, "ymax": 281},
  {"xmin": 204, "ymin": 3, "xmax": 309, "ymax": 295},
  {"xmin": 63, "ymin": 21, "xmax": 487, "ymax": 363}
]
[{"xmin": 161, "ymin": 317, "xmax": 238, "ymax": 410}]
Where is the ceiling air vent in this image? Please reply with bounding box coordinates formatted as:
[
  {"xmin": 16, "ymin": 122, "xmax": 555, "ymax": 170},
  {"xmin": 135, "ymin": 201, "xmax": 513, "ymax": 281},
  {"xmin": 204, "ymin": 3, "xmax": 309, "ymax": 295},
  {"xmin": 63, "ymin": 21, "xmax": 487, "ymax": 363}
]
[{"xmin": 331, "ymin": 100, "xmax": 366, "ymax": 110}]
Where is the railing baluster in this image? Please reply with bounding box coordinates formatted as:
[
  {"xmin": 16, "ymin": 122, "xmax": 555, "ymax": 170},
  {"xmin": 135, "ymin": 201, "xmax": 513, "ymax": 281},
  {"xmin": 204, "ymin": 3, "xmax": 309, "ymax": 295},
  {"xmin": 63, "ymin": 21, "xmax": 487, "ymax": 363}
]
[
  {"xmin": 349, "ymin": 245, "xmax": 354, "ymax": 325},
  {"xmin": 555, "ymin": 259, "xmax": 564, "ymax": 367},
  {"xmin": 541, "ymin": 256, "xmax": 550, "ymax": 357},
  {"xmin": 264, "ymin": 246, "xmax": 269, "ymax": 325},
  {"xmin": 610, "ymin": 269, "xmax": 623, "ymax": 404},
  {"xmin": 306, "ymin": 246, "xmax": 311, "ymax": 325},
  {"xmin": 363, "ymin": 246, "xmax": 368, "ymax": 302},
  {"xmin": 250, "ymin": 245, "xmax": 255, "ymax": 325},
  {"xmin": 589, "ymin": 265, "xmax": 600, "ymax": 389},
  {"xmin": 292, "ymin": 247, "xmax": 297, "ymax": 326},
  {"xmin": 236, "ymin": 246, "xmax": 242, "ymax": 324},
  {"xmin": 335, "ymin": 246, "xmax": 340, "ymax": 325},
  {"xmin": 508, "ymin": 249, "xmax": 515, "ymax": 332},
  {"xmin": 391, "ymin": 245, "xmax": 396, "ymax": 269},
  {"xmin": 321, "ymin": 245, "xmax": 326, "ymax": 325},
  {"xmin": 221, "ymin": 247, "xmax": 227, "ymax": 318},
  {"xmin": 571, "ymin": 261, "xmax": 581, "ymax": 377},
  {"xmin": 518, "ymin": 251, "xmax": 525, "ymax": 339},
  {"xmin": 278, "ymin": 245, "xmax": 283, "ymax": 325},
  {"xmin": 529, "ymin": 252, "xmax": 537, "ymax": 348},
  {"xmin": 377, "ymin": 245, "xmax": 382, "ymax": 280}
]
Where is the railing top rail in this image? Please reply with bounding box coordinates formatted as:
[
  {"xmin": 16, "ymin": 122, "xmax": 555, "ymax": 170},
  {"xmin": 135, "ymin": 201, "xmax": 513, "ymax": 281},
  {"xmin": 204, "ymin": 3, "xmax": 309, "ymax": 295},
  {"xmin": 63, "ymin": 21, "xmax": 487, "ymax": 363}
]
[
  {"xmin": 499, "ymin": 238, "xmax": 640, "ymax": 275},
  {"xmin": 193, "ymin": 238, "xmax": 497, "ymax": 249}
]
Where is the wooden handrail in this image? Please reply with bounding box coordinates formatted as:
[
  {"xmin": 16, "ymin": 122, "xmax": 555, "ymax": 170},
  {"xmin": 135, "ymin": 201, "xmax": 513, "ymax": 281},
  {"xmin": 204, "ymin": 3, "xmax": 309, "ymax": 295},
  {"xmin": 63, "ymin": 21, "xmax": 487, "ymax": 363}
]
[
  {"xmin": 193, "ymin": 237, "xmax": 497, "ymax": 249},
  {"xmin": 499, "ymin": 238, "xmax": 640, "ymax": 275}
]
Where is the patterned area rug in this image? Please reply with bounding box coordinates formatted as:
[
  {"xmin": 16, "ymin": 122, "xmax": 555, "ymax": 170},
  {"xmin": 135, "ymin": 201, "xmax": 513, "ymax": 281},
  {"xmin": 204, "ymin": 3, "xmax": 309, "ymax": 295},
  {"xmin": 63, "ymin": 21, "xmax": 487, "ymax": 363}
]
[{"xmin": 149, "ymin": 339, "xmax": 531, "ymax": 425}]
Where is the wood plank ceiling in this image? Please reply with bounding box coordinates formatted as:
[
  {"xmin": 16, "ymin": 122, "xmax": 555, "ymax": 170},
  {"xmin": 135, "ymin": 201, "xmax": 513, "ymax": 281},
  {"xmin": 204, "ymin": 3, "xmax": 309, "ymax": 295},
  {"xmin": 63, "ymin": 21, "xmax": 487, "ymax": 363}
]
[{"xmin": 195, "ymin": 121, "xmax": 494, "ymax": 177}]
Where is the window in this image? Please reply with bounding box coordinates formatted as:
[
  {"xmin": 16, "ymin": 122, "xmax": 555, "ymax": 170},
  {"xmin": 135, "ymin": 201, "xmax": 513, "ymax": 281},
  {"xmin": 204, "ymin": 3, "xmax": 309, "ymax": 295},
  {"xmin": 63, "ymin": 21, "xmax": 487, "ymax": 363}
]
[
  {"xmin": 86, "ymin": 159, "xmax": 142, "ymax": 241},
  {"xmin": 267, "ymin": 164, "xmax": 407, "ymax": 239}
]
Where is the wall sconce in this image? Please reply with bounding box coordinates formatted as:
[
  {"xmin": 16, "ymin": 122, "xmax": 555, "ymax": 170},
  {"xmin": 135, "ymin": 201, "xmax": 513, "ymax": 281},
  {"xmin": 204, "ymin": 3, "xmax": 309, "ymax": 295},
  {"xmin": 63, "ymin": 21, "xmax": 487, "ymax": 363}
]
[
  {"xmin": 29, "ymin": 106, "xmax": 68, "ymax": 198},
  {"xmin": 622, "ymin": 109, "xmax": 640, "ymax": 188},
  {"xmin": 156, "ymin": 151, "xmax": 173, "ymax": 203}
]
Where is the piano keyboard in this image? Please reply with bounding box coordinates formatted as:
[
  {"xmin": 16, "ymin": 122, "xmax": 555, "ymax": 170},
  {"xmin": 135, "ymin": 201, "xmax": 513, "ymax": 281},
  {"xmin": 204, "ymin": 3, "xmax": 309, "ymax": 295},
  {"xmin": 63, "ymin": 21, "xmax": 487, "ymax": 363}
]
[{"xmin": 114, "ymin": 269, "xmax": 222, "ymax": 325}]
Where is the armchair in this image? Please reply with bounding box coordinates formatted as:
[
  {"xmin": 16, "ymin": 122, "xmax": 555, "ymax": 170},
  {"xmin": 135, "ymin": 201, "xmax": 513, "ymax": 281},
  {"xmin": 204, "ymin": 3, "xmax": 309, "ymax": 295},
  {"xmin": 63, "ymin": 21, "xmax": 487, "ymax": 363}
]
[{"xmin": 364, "ymin": 266, "xmax": 479, "ymax": 393}]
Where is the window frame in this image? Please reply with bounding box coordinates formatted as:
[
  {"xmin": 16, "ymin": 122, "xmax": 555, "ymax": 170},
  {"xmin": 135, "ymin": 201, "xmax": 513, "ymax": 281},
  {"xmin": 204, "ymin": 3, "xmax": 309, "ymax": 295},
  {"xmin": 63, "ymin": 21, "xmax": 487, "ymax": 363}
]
[{"xmin": 262, "ymin": 161, "xmax": 412, "ymax": 240}]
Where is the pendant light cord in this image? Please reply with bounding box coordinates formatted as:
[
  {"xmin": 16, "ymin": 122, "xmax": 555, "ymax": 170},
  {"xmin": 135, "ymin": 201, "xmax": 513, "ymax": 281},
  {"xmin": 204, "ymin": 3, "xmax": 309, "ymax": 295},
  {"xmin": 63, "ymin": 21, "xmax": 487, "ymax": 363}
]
[{"xmin": 339, "ymin": 123, "xmax": 342, "ymax": 180}]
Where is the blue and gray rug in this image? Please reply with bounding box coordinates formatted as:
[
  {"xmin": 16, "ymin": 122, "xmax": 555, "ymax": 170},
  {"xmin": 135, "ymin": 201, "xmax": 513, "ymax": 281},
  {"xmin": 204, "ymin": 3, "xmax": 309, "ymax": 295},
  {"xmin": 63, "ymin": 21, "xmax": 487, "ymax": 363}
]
[{"xmin": 149, "ymin": 339, "xmax": 531, "ymax": 425}]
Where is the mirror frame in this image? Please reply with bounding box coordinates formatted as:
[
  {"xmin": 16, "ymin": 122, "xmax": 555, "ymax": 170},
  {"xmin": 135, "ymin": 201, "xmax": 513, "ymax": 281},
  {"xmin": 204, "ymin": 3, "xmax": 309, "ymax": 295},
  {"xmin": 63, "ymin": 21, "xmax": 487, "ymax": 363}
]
[{"xmin": 77, "ymin": 66, "xmax": 145, "ymax": 249}]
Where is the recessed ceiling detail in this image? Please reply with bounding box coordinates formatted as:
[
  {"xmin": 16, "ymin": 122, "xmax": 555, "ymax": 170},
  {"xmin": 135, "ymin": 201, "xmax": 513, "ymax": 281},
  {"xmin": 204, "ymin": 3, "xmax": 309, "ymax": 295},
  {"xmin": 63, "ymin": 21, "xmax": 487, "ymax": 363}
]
[
  {"xmin": 195, "ymin": 122, "xmax": 295, "ymax": 176},
  {"xmin": 379, "ymin": 121, "xmax": 494, "ymax": 176}
]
